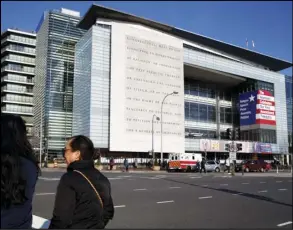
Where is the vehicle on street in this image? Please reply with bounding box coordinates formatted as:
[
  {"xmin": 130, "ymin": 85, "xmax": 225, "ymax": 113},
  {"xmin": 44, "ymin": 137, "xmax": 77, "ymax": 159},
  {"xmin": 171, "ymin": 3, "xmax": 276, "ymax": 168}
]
[
  {"xmin": 242, "ymin": 160, "xmax": 271, "ymax": 172},
  {"xmin": 204, "ymin": 160, "xmax": 221, "ymax": 172},
  {"xmin": 192, "ymin": 160, "xmax": 221, "ymax": 173},
  {"xmin": 167, "ymin": 153, "xmax": 202, "ymax": 172}
]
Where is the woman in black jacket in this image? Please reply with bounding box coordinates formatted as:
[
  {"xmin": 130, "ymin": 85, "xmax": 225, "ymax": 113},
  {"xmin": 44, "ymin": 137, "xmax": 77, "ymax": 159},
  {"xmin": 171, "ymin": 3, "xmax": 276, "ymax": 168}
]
[
  {"xmin": 1, "ymin": 114, "xmax": 40, "ymax": 229},
  {"xmin": 49, "ymin": 135, "xmax": 114, "ymax": 229}
]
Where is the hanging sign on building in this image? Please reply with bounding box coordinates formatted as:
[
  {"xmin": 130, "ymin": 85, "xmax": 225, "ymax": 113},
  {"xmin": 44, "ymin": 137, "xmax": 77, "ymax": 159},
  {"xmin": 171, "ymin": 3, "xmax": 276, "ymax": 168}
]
[{"xmin": 239, "ymin": 90, "xmax": 276, "ymax": 126}]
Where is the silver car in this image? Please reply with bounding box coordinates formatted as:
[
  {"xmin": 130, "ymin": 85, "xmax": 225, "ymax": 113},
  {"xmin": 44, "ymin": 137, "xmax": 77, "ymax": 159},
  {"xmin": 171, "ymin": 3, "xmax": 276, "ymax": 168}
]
[{"xmin": 205, "ymin": 160, "xmax": 221, "ymax": 172}]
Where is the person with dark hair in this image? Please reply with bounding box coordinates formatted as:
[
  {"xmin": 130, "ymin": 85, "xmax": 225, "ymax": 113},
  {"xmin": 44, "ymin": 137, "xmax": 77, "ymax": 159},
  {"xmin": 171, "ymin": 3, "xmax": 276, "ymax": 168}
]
[
  {"xmin": 49, "ymin": 135, "xmax": 114, "ymax": 229},
  {"xmin": 1, "ymin": 114, "xmax": 40, "ymax": 229}
]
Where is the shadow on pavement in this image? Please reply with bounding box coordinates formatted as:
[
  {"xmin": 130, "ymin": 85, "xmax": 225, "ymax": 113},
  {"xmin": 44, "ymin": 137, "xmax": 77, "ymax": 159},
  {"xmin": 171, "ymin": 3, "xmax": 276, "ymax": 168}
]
[{"xmin": 161, "ymin": 177, "xmax": 292, "ymax": 208}]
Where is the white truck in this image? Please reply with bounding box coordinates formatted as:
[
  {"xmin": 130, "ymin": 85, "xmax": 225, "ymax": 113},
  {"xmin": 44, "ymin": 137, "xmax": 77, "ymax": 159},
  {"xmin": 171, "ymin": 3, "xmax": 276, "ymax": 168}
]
[{"xmin": 167, "ymin": 153, "xmax": 202, "ymax": 172}]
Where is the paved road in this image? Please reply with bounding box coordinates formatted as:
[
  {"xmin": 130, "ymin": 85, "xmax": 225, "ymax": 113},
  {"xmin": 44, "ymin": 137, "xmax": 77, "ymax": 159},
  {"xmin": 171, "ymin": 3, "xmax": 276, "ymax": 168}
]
[{"xmin": 33, "ymin": 171, "xmax": 292, "ymax": 228}]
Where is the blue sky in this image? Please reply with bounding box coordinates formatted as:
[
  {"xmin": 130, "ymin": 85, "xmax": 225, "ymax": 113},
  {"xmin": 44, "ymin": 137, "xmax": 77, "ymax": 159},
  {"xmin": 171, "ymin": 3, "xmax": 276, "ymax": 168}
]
[{"xmin": 1, "ymin": 1, "xmax": 292, "ymax": 75}]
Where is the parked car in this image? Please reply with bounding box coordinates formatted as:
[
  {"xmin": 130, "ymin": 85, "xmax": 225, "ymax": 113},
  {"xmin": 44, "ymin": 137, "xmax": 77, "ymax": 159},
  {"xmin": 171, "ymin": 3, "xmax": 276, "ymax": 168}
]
[{"xmin": 242, "ymin": 160, "xmax": 271, "ymax": 172}]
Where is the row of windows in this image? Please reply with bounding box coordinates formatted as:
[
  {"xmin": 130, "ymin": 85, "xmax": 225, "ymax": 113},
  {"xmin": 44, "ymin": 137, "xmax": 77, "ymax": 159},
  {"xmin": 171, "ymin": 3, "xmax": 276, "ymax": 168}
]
[
  {"xmin": 2, "ymin": 84, "xmax": 33, "ymax": 93},
  {"xmin": 184, "ymin": 81, "xmax": 216, "ymax": 99},
  {"xmin": 238, "ymin": 80, "xmax": 274, "ymax": 96},
  {"xmin": 240, "ymin": 129, "xmax": 277, "ymax": 144},
  {"xmin": 2, "ymin": 104, "xmax": 33, "ymax": 113},
  {"xmin": 3, "ymin": 54, "xmax": 35, "ymax": 64},
  {"xmin": 184, "ymin": 80, "xmax": 233, "ymax": 101},
  {"xmin": 185, "ymin": 128, "xmax": 217, "ymax": 139},
  {"xmin": 3, "ymin": 44, "xmax": 35, "ymax": 54},
  {"xmin": 2, "ymin": 64, "xmax": 35, "ymax": 73},
  {"xmin": 2, "ymin": 74, "xmax": 33, "ymax": 83},
  {"xmin": 185, "ymin": 102, "xmax": 216, "ymax": 122},
  {"xmin": 220, "ymin": 107, "xmax": 233, "ymax": 124},
  {"xmin": 4, "ymin": 94, "xmax": 33, "ymax": 103},
  {"xmin": 7, "ymin": 34, "xmax": 36, "ymax": 45}
]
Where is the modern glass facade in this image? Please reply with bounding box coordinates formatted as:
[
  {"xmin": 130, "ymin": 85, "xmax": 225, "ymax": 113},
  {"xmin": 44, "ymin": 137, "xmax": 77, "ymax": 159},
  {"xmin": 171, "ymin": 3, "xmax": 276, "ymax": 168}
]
[
  {"xmin": 73, "ymin": 23, "xmax": 111, "ymax": 149},
  {"xmin": 285, "ymin": 75, "xmax": 292, "ymax": 156},
  {"xmin": 34, "ymin": 9, "xmax": 85, "ymax": 155},
  {"xmin": 1, "ymin": 29, "xmax": 36, "ymax": 137}
]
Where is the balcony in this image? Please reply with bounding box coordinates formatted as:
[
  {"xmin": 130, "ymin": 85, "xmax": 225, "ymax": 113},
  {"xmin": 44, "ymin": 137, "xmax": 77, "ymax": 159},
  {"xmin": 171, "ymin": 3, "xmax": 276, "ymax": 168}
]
[
  {"xmin": 1, "ymin": 88, "xmax": 34, "ymax": 96},
  {"xmin": 1, "ymin": 98, "xmax": 33, "ymax": 106},
  {"xmin": 1, "ymin": 67, "xmax": 35, "ymax": 76},
  {"xmin": 1, "ymin": 110, "xmax": 33, "ymax": 116},
  {"xmin": 1, "ymin": 76, "xmax": 34, "ymax": 86}
]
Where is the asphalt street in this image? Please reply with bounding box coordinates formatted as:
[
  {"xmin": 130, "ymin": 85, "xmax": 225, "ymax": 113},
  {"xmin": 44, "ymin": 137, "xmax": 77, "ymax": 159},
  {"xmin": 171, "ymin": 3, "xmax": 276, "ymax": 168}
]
[{"xmin": 33, "ymin": 171, "xmax": 292, "ymax": 229}]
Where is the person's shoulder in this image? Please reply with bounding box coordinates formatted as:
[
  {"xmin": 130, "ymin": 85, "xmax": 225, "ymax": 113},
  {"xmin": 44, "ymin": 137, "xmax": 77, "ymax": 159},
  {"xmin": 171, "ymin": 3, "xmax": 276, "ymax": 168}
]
[
  {"xmin": 94, "ymin": 169, "xmax": 111, "ymax": 184},
  {"xmin": 59, "ymin": 171, "xmax": 77, "ymax": 185}
]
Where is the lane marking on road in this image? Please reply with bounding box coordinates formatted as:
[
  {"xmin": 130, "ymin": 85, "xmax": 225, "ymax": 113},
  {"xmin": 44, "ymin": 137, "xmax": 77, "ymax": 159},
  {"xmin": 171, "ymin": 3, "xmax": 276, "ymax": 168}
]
[
  {"xmin": 169, "ymin": 187, "xmax": 181, "ymax": 189},
  {"xmin": 232, "ymin": 193, "xmax": 244, "ymax": 196},
  {"xmin": 202, "ymin": 185, "xmax": 208, "ymax": 187},
  {"xmin": 258, "ymin": 190, "xmax": 268, "ymax": 193},
  {"xmin": 150, "ymin": 177, "xmax": 161, "ymax": 180},
  {"xmin": 189, "ymin": 176, "xmax": 202, "ymax": 179},
  {"xmin": 114, "ymin": 205, "xmax": 126, "ymax": 208},
  {"xmin": 278, "ymin": 188, "xmax": 287, "ymax": 191},
  {"xmin": 260, "ymin": 181, "xmax": 266, "ymax": 184},
  {"xmin": 36, "ymin": 193, "xmax": 55, "ymax": 196},
  {"xmin": 32, "ymin": 215, "xmax": 51, "ymax": 229},
  {"xmin": 220, "ymin": 184, "xmax": 228, "ymax": 186},
  {"xmin": 157, "ymin": 200, "xmax": 174, "ymax": 204},
  {"xmin": 277, "ymin": 221, "xmax": 292, "ymax": 227},
  {"xmin": 276, "ymin": 181, "xmax": 283, "ymax": 183},
  {"xmin": 242, "ymin": 182, "xmax": 250, "ymax": 185},
  {"xmin": 39, "ymin": 177, "xmax": 60, "ymax": 181},
  {"xmin": 118, "ymin": 175, "xmax": 132, "ymax": 178},
  {"xmin": 108, "ymin": 178, "xmax": 122, "ymax": 180},
  {"xmin": 198, "ymin": 196, "xmax": 213, "ymax": 199},
  {"xmin": 133, "ymin": 188, "xmax": 147, "ymax": 191}
]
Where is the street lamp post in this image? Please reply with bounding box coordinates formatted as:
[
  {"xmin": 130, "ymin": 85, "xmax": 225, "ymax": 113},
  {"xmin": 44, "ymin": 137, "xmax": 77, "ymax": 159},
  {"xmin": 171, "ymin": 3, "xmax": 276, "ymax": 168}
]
[
  {"xmin": 152, "ymin": 114, "xmax": 160, "ymax": 163},
  {"xmin": 160, "ymin": 91, "xmax": 178, "ymax": 164}
]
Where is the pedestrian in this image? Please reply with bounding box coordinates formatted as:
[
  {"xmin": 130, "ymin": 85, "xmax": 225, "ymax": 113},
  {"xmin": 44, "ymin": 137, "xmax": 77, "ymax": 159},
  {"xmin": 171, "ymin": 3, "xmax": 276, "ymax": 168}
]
[
  {"xmin": 49, "ymin": 135, "xmax": 114, "ymax": 229},
  {"xmin": 200, "ymin": 158, "xmax": 206, "ymax": 173},
  {"xmin": 109, "ymin": 157, "xmax": 114, "ymax": 170},
  {"xmin": 1, "ymin": 114, "xmax": 40, "ymax": 229},
  {"xmin": 124, "ymin": 158, "xmax": 129, "ymax": 172},
  {"xmin": 226, "ymin": 157, "xmax": 231, "ymax": 173}
]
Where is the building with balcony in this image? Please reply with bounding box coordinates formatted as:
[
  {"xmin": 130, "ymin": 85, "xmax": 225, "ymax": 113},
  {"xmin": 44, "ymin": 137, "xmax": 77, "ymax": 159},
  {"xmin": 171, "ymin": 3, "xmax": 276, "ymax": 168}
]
[
  {"xmin": 34, "ymin": 8, "xmax": 85, "ymax": 155},
  {"xmin": 72, "ymin": 4, "xmax": 292, "ymax": 162},
  {"xmin": 1, "ymin": 29, "xmax": 36, "ymax": 136}
]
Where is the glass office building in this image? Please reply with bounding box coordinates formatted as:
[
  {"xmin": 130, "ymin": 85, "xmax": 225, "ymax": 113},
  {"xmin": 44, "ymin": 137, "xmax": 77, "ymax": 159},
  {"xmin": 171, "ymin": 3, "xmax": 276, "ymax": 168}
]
[
  {"xmin": 34, "ymin": 8, "xmax": 85, "ymax": 156},
  {"xmin": 285, "ymin": 75, "xmax": 292, "ymax": 164},
  {"xmin": 73, "ymin": 5, "xmax": 292, "ymax": 162},
  {"xmin": 1, "ymin": 29, "xmax": 36, "ymax": 139}
]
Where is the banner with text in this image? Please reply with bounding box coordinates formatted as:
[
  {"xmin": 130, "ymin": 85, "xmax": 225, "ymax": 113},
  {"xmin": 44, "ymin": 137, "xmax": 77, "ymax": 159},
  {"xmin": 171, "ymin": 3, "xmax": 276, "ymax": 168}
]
[{"xmin": 239, "ymin": 90, "xmax": 276, "ymax": 126}]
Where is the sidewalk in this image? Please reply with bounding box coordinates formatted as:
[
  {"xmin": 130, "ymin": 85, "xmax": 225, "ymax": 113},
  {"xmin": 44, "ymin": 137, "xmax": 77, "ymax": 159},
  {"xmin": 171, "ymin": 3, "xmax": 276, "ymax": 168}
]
[
  {"xmin": 40, "ymin": 167, "xmax": 168, "ymax": 173},
  {"xmin": 234, "ymin": 172, "xmax": 292, "ymax": 178}
]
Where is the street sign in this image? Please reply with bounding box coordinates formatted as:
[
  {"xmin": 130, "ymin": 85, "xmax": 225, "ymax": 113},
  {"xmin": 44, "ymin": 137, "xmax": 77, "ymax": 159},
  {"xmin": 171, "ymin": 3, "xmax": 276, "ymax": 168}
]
[{"xmin": 229, "ymin": 152, "xmax": 237, "ymax": 161}]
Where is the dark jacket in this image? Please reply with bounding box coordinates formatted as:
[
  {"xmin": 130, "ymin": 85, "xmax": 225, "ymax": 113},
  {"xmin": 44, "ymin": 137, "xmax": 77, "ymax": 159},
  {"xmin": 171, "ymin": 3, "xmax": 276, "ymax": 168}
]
[
  {"xmin": 49, "ymin": 160, "xmax": 114, "ymax": 229},
  {"xmin": 1, "ymin": 157, "xmax": 38, "ymax": 229}
]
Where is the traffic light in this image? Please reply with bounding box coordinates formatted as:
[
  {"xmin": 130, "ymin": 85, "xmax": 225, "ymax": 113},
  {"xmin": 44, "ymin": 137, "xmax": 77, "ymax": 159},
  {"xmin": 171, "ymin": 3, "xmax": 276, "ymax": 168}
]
[
  {"xmin": 227, "ymin": 128, "xmax": 233, "ymax": 140},
  {"xmin": 225, "ymin": 143, "xmax": 230, "ymax": 151},
  {"xmin": 234, "ymin": 128, "xmax": 240, "ymax": 140},
  {"xmin": 236, "ymin": 143, "xmax": 242, "ymax": 152}
]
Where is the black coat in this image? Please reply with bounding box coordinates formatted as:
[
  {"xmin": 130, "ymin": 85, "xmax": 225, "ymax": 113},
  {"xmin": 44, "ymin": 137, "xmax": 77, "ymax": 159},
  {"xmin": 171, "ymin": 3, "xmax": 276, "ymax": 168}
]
[
  {"xmin": 1, "ymin": 157, "xmax": 38, "ymax": 229},
  {"xmin": 49, "ymin": 161, "xmax": 114, "ymax": 229}
]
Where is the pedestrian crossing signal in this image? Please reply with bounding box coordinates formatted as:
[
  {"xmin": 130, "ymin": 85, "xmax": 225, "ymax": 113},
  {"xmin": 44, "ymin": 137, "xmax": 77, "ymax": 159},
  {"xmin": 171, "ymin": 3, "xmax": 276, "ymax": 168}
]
[
  {"xmin": 225, "ymin": 143, "xmax": 230, "ymax": 151},
  {"xmin": 236, "ymin": 143, "xmax": 242, "ymax": 151}
]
